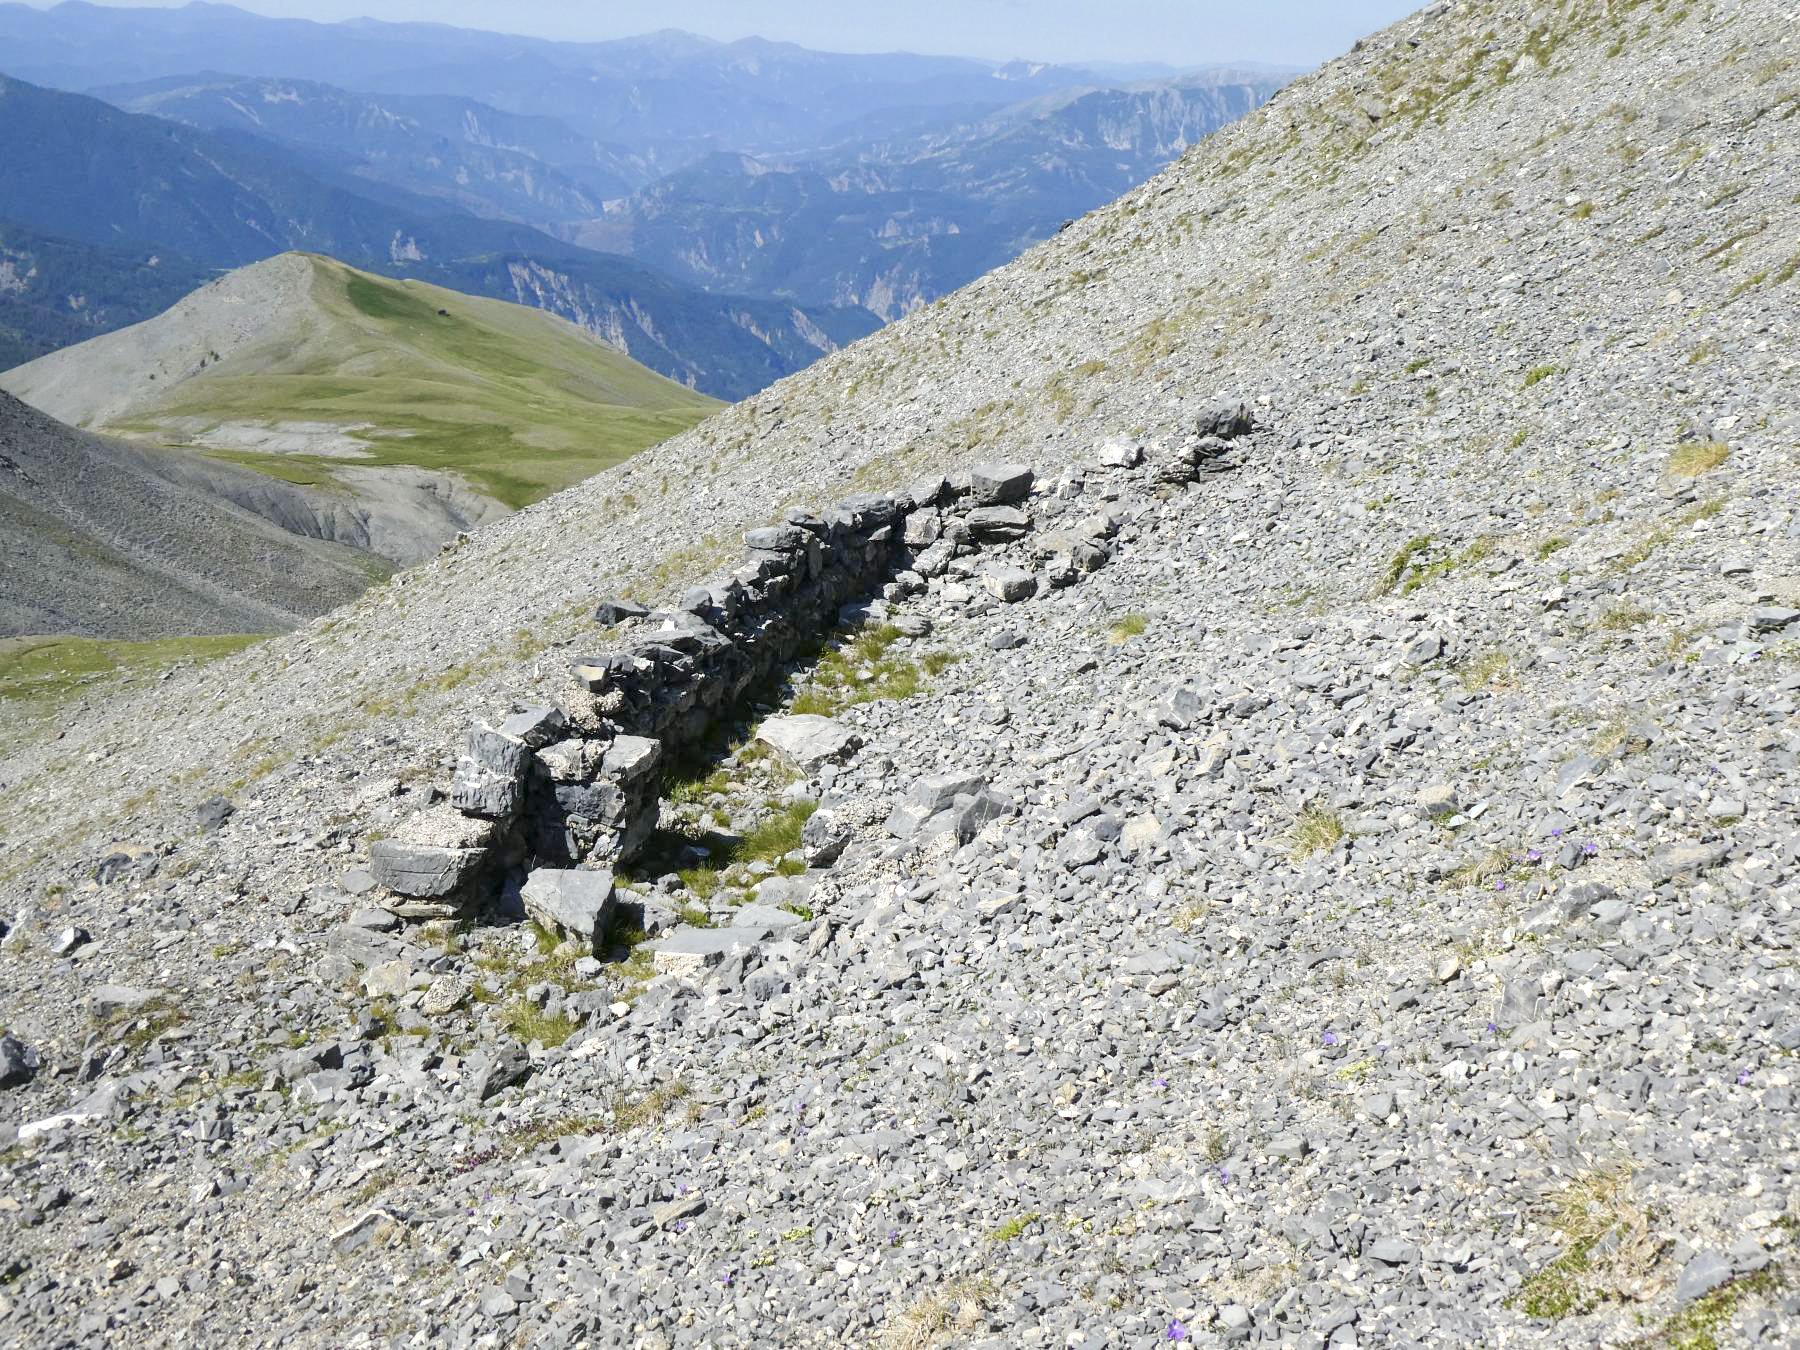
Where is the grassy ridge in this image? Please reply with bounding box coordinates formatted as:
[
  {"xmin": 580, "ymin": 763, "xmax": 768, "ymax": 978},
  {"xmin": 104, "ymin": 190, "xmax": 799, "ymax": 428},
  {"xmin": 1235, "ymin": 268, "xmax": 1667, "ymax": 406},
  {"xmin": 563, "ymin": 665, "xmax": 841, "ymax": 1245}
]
[{"xmin": 116, "ymin": 256, "xmax": 721, "ymax": 509}]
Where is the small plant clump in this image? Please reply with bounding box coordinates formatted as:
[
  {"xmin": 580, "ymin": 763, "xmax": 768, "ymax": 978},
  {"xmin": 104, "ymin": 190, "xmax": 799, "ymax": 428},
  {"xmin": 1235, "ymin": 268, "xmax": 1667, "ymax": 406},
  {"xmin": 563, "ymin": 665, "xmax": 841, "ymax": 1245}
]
[
  {"xmin": 879, "ymin": 1276, "xmax": 1002, "ymax": 1350},
  {"xmin": 1288, "ymin": 806, "xmax": 1346, "ymax": 860},
  {"xmin": 1665, "ymin": 441, "xmax": 1731, "ymax": 478},
  {"xmin": 1108, "ymin": 613, "xmax": 1150, "ymax": 643},
  {"xmin": 1522, "ymin": 364, "xmax": 1560, "ymax": 387},
  {"xmin": 1510, "ymin": 1166, "xmax": 1663, "ymax": 1320}
]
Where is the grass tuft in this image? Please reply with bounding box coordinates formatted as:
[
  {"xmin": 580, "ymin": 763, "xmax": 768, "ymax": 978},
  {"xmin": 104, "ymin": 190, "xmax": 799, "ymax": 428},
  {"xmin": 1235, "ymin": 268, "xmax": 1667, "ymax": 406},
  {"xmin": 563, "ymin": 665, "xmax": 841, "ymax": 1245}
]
[
  {"xmin": 1288, "ymin": 806, "xmax": 1345, "ymax": 861},
  {"xmin": 1108, "ymin": 613, "xmax": 1149, "ymax": 643},
  {"xmin": 1665, "ymin": 442, "xmax": 1730, "ymax": 478}
]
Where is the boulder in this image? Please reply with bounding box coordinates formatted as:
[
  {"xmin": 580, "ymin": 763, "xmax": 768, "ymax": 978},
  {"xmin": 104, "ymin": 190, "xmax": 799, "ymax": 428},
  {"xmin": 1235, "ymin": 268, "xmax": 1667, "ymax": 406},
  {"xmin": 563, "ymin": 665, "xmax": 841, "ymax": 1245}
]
[
  {"xmin": 521, "ymin": 869, "xmax": 617, "ymax": 951},
  {"xmin": 756, "ymin": 715, "xmax": 862, "ymax": 769},
  {"xmin": 370, "ymin": 805, "xmax": 500, "ymax": 917},
  {"xmin": 969, "ymin": 463, "xmax": 1034, "ymax": 506}
]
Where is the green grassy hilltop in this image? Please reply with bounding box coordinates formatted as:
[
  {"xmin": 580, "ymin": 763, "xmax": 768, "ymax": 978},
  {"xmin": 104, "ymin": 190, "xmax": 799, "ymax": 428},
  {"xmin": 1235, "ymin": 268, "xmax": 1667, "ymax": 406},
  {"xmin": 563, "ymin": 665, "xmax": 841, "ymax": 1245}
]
[{"xmin": 6, "ymin": 252, "xmax": 722, "ymax": 510}]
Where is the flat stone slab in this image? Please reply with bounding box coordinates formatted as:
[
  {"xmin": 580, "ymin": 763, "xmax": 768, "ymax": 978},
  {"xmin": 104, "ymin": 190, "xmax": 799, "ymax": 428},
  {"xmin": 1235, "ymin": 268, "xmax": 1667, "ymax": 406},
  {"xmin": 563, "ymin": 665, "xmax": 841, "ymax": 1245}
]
[
  {"xmin": 648, "ymin": 927, "xmax": 762, "ymax": 979},
  {"xmin": 729, "ymin": 904, "xmax": 805, "ymax": 932},
  {"xmin": 521, "ymin": 869, "xmax": 616, "ymax": 949},
  {"xmin": 756, "ymin": 715, "xmax": 861, "ymax": 769}
]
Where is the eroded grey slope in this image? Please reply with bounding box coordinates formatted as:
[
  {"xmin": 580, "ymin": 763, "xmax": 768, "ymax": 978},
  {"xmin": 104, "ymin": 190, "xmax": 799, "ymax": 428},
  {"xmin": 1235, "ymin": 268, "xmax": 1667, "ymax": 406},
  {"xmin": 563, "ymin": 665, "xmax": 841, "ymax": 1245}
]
[{"xmin": 0, "ymin": 391, "xmax": 382, "ymax": 638}]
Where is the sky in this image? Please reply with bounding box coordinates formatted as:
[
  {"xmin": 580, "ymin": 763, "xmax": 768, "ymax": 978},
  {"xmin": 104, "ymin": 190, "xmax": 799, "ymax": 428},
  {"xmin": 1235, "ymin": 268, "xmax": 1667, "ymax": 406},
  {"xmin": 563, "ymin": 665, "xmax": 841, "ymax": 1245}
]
[{"xmin": 21, "ymin": 0, "xmax": 1422, "ymax": 68}]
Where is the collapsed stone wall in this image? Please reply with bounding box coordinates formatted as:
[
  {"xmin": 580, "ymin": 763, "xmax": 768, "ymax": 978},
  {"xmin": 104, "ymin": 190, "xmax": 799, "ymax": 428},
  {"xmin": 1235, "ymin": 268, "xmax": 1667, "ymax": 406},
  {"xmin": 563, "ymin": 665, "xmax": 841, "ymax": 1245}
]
[{"xmin": 366, "ymin": 406, "xmax": 1255, "ymax": 925}]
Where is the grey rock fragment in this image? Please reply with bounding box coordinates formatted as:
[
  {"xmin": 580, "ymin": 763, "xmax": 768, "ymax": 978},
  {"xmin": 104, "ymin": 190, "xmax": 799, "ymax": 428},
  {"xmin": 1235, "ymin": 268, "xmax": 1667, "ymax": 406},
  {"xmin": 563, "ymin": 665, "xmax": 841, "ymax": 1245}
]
[
  {"xmin": 965, "ymin": 506, "xmax": 1032, "ymax": 543},
  {"xmin": 521, "ymin": 869, "xmax": 616, "ymax": 951},
  {"xmin": 451, "ymin": 725, "xmax": 531, "ymax": 820},
  {"xmin": 968, "ymin": 462, "xmax": 1034, "ymax": 505},
  {"xmin": 982, "ymin": 566, "xmax": 1038, "ymax": 602},
  {"xmin": 801, "ymin": 809, "xmax": 850, "ymax": 867},
  {"xmin": 498, "ymin": 705, "xmax": 567, "ymax": 747},
  {"xmin": 1676, "ymin": 1251, "xmax": 1734, "ymax": 1302},
  {"xmin": 648, "ymin": 928, "xmax": 761, "ymax": 979},
  {"xmin": 88, "ymin": 984, "xmax": 162, "ymax": 1017},
  {"xmin": 193, "ymin": 797, "xmax": 235, "ymax": 833},
  {"xmin": 593, "ymin": 598, "xmax": 648, "ymax": 627},
  {"xmin": 0, "ymin": 1033, "xmax": 39, "ymax": 1087},
  {"xmin": 466, "ymin": 1040, "xmax": 531, "ymax": 1099},
  {"xmin": 756, "ymin": 715, "xmax": 862, "ymax": 769},
  {"xmin": 1418, "ymin": 785, "xmax": 1459, "ymax": 818},
  {"xmin": 370, "ymin": 806, "xmax": 499, "ymax": 916}
]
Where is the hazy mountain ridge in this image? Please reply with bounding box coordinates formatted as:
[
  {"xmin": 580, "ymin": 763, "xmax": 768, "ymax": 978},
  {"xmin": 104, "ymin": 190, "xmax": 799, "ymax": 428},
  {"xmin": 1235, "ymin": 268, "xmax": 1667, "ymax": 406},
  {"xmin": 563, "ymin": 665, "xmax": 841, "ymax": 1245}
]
[
  {"xmin": 0, "ymin": 74, "xmax": 877, "ymax": 398},
  {"xmin": 0, "ymin": 2, "xmax": 1125, "ymax": 161},
  {"xmin": 0, "ymin": 220, "xmax": 216, "ymax": 369},
  {"xmin": 99, "ymin": 72, "xmax": 654, "ymax": 220},
  {"xmin": 577, "ymin": 71, "xmax": 1284, "ymax": 317}
]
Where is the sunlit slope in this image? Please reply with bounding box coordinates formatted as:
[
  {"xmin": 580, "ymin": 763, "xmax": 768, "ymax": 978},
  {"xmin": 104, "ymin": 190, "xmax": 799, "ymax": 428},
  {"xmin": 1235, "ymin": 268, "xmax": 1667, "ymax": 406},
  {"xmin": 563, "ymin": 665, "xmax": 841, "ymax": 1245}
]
[{"xmin": 3, "ymin": 252, "xmax": 722, "ymax": 509}]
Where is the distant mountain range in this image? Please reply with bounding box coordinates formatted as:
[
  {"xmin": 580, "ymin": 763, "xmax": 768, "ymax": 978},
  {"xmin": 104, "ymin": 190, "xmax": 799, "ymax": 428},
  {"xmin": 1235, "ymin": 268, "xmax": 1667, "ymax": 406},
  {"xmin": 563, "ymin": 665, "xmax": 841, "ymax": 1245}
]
[
  {"xmin": 0, "ymin": 73, "xmax": 877, "ymax": 398},
  {"xmin": 0, "ymin": 2, "xmax": 1289, "ymax": 387},
  {"xmin": 0, "ymin": 3, "xmax": 1157, "ymax": 163},
  {"xmin": 100, "ymin": 65, "xmax": 1286, "ymax": 321},
  {"xmin": 575, "ymin": 73, "xmax": 1285, "ymax": 317}
]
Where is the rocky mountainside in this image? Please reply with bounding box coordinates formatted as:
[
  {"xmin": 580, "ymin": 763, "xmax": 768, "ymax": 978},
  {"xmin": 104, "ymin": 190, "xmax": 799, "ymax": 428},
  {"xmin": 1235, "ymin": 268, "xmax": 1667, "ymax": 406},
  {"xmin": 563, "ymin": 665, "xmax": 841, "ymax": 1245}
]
[
  {"xmin": 0, "ymin": 389, "xmax": 378, "ymax": 640},
  {"xmin": 2, "ymin": 2, "xmax": 1798, "ymax": 1348},
  {"xmin": 0, "ymin": 73, "xmax": 877, "ymax": 398},
  {"xmin": 573, "ymin": 71, "xmax": 1285, "ymax": 319}
]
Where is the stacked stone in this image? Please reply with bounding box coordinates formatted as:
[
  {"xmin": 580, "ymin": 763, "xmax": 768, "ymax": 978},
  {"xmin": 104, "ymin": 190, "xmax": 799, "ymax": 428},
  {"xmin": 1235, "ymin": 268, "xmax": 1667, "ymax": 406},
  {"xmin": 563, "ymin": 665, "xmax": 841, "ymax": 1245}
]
[
  {"xmin": 1152, "ymin": 401, "xmax": 1257, "ymax": 486},
  {"xmin": 367, "ymin": 462, "xmax": 1040, "ymax": 924}
]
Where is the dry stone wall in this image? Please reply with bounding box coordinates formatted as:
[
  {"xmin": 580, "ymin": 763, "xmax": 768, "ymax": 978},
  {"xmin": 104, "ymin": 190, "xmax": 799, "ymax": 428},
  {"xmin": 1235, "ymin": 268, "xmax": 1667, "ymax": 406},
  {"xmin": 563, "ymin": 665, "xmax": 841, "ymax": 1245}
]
[{"xmin": 366, "ymin": 410, "xmax": 1254, "ymax": 926}]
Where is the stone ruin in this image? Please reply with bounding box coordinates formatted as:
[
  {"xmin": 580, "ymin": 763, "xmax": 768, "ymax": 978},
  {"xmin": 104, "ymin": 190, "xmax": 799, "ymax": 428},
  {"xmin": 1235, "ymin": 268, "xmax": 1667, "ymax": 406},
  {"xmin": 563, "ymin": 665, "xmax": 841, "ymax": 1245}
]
[{"xmin": 365, "ymin": 408, "xmax": 1256, "ymax": 945}]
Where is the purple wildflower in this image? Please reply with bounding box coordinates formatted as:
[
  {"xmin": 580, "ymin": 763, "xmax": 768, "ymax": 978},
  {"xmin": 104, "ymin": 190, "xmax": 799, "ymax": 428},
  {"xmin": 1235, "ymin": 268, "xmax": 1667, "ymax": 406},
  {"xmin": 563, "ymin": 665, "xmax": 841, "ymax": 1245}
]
[
  {"xmin": 1487, "ymin": 1022, "xmax": 1499, "ymax": 1035},
  {"xmin": 721, "ymin": 1271, "xmax": 734, "ymax": 1287},
  {"xmin": 1496, "ymin": 880, "xmax": 1507, "ymax": 891},
  {"xmin": 1167, "ymin": 1319, "xmax": 1190, "ymax": 1342},
  {"xmin": 1737, "ymin": 1068, "xmax": 1754, "ymax": 1086},
  {"xmin": 1323, "ymin": 1030, "xmax": 1337, "ymax": 1046},
  {"xmin": 888, "ymin": 1228, "xmax": 900, "ymax": 1247},
  {"xmin": 1219, "ymin": 1167, "xmax": 1230, "ymax": 1182},
  {"xmin": 1584, "ymin": 841, "xmax": 1600, "ymax": 856},
  {"xmin": 1552, "ymin": 828, "xmax": 1565, "ymax": 838},
  {"xmin": 1527, "ymin": 849, "xmax": 1542, "ymax": 862},
  {"xmin": 1153, "ymin": 1075, "xmax": 1169, "ymax": 1089}
]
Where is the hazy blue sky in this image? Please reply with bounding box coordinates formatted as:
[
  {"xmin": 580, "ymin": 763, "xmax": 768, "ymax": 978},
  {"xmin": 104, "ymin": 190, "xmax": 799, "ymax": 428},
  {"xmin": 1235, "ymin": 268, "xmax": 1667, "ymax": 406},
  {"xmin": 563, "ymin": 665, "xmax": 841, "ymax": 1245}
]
[{"xmin": 23, "ymin": 0, "xmax": 1422, "ymax": 67}]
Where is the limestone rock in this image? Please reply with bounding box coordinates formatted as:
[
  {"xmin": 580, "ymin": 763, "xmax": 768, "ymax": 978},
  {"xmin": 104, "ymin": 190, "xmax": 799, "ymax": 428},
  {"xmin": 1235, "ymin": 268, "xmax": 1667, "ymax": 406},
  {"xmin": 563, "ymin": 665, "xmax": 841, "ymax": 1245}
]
[{"xmin": 756, "ymin": 715, "xmax": 862, "ymax": 769}]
